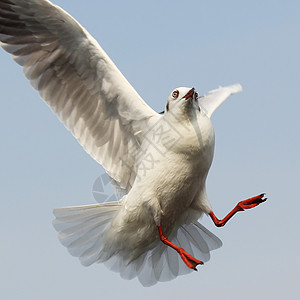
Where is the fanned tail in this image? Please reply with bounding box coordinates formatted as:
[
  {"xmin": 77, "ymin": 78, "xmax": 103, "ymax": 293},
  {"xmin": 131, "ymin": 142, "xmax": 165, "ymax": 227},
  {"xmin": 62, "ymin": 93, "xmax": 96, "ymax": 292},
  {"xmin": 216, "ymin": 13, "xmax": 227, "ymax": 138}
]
[
  {"xmin": 102, "ymin": 221, "xmax": 222, "ymax": 286},
  {"xmin": 53, "ymin": 204, "xmax": 222, "ymax": 287},
  {"xmin": 53, "ymin": 201, "xmax": 121, "ymax": 266}
]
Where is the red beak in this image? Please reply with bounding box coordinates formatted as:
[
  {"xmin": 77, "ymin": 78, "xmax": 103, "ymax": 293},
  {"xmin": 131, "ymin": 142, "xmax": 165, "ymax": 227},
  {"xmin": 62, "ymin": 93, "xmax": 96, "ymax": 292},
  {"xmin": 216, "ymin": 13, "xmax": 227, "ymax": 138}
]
[{"xmin": 183, "ymin": 88, "xmax": 195, "ymax": 99}]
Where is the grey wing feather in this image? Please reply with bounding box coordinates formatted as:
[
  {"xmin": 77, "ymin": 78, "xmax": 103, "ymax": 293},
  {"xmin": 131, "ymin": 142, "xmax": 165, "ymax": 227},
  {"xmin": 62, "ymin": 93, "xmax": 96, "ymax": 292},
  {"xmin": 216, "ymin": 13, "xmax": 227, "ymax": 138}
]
[{"xmin": 0, "ymin": 0, "xmax": 160, "ymax": 191}]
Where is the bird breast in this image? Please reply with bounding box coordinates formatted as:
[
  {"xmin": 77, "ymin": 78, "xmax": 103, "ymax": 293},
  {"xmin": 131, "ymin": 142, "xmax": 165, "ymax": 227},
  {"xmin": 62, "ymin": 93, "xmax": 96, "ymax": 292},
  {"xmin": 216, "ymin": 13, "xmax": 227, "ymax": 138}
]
[{"xmin": 126, "ymin": 114, "xmax": 215, "ymax": 231}]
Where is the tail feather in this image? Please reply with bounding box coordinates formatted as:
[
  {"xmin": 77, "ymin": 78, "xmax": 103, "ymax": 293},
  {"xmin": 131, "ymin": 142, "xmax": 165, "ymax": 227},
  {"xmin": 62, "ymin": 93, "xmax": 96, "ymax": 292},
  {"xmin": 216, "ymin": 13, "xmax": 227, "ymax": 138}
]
[
  {"xmin": 80, "ymin": 238, "xmax": 105, "ymax": 266},
  {"xmin": 53, "ymin": 202, "xmax": 120, "ymax": 223},
  {"xmin": 53, "ymin": 201, "xmax": 121, "ymax": 265},
  {"xmin": 104, "ymin": 221, "xmax": 222, "ymax": 286},
  {"xmin": 193, "ymin": 222, "xmax": 223, "ymax": 250},
  {"xmin": 67, "ymin": 225, "xmax": 104, "ymax": 249},
  {"xmin": 53, "ymin": 203, "xmax": 222, "ymax": 286}
]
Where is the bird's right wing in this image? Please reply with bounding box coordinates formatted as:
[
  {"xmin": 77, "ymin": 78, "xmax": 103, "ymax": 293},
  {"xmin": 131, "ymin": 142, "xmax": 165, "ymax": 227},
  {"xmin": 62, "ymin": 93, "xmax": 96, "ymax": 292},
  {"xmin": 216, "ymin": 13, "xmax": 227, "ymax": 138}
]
[
  {"xmin": 0, "ymin": 0, "xmax": 160, "ymax": 192},
  {"xmin": 199, "ymin": 84, "xmax": 243, "ymax": 118}
]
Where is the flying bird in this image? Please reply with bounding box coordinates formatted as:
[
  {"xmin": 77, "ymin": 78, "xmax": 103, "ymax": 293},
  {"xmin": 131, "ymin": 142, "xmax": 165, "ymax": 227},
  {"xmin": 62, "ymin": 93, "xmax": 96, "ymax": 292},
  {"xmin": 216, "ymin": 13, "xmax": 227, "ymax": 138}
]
[{"xmin": 0, "ymin": 0, "xmax": 267, "ymax": 286}]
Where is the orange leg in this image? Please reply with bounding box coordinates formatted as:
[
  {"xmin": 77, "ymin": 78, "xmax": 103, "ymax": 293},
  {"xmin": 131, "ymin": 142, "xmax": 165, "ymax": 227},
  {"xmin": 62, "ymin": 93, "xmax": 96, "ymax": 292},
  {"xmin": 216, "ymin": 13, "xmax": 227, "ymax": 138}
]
[
  {"xmin": 209, "ymin": 193, "xmax": 267, "ymax": 227},
  {"xmin": 158, "ymin": 225, "xmax": 203, "ymax": 270}
]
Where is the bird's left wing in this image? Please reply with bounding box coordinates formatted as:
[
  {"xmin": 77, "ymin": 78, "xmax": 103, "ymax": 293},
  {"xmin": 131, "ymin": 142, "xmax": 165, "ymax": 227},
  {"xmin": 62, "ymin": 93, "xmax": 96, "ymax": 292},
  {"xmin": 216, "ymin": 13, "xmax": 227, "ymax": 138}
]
[
  {"xmin": 0, "ymin": 0, "xmax": 160, "ymax": 191},
  {"xmin": 199, "ymin": 84, "xmax": 242, "ymax": 118}
]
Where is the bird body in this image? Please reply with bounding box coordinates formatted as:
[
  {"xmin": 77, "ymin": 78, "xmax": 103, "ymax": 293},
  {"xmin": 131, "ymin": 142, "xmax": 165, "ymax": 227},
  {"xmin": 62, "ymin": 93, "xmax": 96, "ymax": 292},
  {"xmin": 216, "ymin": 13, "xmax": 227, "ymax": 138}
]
[
  {"xmin": 111, "ymin": 99, "xmax": 215, "ymax": 249},
  {"xmin": 53, "ymin": 86, "xmax": 223, "ymax": 285},
  {"xmin": 0, "ymin": 0, "xmax": 266, "ymax": 286}
]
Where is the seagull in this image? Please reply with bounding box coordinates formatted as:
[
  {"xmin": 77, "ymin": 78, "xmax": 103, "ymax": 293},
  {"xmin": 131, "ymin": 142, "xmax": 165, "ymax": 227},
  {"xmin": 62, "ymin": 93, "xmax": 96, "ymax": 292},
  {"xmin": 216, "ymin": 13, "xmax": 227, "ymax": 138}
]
[{"xmin": 0, "ymin": 0, "xmax": 267, "ymax": 286}]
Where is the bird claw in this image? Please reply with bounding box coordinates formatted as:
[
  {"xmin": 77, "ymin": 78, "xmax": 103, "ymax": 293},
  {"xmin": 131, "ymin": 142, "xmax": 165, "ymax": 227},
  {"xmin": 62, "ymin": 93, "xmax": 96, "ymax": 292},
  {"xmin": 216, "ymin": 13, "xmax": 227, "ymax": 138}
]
[
  {"xmin": 158, "ymin": 226, "xmax": 203, "ymax": 271},
  {"xmin": 178, "ymin": 248, "xmax": 203, "ymax": 271},
  {"xmin": 237, "ymin": 193, "xmax": 267, "ymax": 211}
]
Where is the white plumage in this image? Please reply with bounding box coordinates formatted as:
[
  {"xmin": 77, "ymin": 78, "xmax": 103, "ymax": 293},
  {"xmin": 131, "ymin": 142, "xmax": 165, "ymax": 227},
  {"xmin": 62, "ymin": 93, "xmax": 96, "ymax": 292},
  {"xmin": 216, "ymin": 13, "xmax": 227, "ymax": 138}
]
[{"xmin": 0, "ymin": 0, "xmax": 258, "ymax": 286}]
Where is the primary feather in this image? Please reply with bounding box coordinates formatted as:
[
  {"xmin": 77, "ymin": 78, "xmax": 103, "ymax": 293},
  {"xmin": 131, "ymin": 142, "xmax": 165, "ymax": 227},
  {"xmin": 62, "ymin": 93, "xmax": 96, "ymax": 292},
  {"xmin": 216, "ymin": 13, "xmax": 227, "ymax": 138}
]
[{"xmin": 0, "ymin": 0, "xmax": 159, "ymax": 191}]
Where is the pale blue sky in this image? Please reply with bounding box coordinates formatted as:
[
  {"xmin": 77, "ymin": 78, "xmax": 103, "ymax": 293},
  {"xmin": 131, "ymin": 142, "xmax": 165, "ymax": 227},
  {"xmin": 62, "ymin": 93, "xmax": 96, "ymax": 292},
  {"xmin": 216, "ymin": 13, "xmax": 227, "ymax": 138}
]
[{"xmin": 0, "ymin": 1, "xmax": 299, "ymax": 299}]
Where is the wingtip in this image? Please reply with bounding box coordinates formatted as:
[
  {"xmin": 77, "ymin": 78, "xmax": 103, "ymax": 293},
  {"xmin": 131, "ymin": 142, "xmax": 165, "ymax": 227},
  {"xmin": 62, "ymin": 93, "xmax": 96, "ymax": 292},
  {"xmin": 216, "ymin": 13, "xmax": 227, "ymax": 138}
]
[{"xmin": 230, "ymin": 83, "xmax": 243, "ymax": 94}]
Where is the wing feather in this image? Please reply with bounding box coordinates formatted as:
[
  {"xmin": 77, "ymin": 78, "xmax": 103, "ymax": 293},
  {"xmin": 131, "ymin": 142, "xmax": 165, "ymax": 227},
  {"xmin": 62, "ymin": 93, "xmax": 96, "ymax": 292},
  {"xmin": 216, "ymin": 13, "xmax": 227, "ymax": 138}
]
[
  {"xmin": 0, "ymin": 0, "xmax": 160, "ymax": 191},
  {"xmin": 199, "ymin": 83, "xmax": 242, "ymax": 117}
]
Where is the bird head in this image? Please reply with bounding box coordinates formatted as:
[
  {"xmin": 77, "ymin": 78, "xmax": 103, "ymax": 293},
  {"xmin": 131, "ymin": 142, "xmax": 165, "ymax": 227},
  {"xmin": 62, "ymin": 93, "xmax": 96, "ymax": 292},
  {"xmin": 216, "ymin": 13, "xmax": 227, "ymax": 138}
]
[{"xmin": 163, "ymin": 87, "xmax": 200, "ymax": 119}]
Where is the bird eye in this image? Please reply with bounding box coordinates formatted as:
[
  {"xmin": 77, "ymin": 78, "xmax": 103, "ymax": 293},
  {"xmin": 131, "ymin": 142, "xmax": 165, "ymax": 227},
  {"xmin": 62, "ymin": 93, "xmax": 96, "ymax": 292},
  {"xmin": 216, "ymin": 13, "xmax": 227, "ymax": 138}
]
[
  {"xmin": 172, "ymin": 90, "xmax": 179, "ymax": 99},
  {"xmin": 194, "ymin": 92, "xmax": 199, "ymax": 100}
]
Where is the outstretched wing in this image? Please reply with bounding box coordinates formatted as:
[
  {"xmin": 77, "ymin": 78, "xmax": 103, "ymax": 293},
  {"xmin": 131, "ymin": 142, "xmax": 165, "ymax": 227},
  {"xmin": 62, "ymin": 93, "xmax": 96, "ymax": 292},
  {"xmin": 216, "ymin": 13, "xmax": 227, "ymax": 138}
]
[
  {"xmin": 199, "ymin": 84, "xmax": 242, "ymax": 118},
  {"xmin": 0, "ymin": 0, "xmax": 160, "ymax": 191}
]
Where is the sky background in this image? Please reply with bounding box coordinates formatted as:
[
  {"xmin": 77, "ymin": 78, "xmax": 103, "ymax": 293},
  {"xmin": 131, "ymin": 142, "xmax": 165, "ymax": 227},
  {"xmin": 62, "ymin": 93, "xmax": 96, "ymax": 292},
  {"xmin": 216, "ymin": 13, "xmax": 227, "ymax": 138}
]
[{"xmin": 0, "ymin": 0, "xmax": 299, "ymax": 299}]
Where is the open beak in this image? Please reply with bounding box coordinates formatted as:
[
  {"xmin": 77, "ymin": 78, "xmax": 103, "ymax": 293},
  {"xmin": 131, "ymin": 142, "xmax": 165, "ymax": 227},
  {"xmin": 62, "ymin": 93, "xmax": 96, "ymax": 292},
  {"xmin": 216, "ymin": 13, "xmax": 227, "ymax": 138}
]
[{"xmin": 183, "ymin": 88, "xmax": 195, "ymax": 100}]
